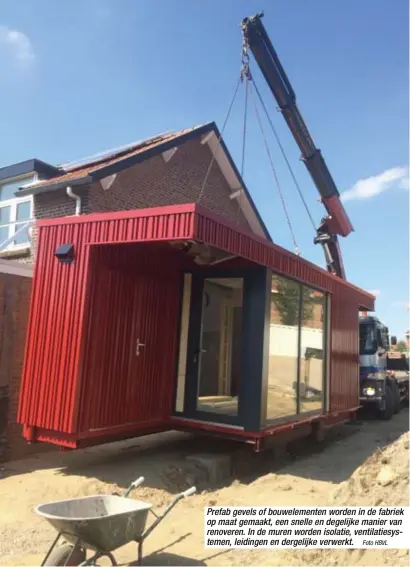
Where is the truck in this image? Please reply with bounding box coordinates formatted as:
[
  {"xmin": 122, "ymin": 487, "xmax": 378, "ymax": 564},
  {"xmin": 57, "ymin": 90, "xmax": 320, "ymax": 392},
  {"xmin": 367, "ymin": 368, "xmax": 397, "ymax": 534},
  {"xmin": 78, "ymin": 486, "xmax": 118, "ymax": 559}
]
[
  {"xmin": 359, "ymin": 314, "xmax": 409, "ymax": 419},
  {"xmin": 242, "ymin": 13, "xmax": 409, "ymax": 420}
]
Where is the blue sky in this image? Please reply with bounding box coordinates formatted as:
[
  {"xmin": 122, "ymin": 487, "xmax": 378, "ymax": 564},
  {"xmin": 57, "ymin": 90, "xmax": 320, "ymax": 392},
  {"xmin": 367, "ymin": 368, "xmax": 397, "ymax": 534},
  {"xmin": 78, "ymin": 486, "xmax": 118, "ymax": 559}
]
[{"xmin": 1, "ymin": 0, "xmax": 408, "ymax": 336}]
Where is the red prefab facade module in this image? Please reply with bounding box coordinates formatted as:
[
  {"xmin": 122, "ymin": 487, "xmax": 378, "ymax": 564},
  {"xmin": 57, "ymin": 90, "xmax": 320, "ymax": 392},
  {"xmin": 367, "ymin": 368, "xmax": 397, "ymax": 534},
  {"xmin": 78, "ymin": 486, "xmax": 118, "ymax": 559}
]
[{"xmin": 18, "ymin": 203, "xmax": 374, "ymax": 450}]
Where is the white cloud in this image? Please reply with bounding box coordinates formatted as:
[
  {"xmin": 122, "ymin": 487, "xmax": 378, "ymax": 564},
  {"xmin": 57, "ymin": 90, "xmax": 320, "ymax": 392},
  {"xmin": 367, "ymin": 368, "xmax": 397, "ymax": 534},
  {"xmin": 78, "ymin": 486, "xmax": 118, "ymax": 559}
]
[
  {"xmin": 341, "ymin": 166, "xmax": 409, "ymax": 202},
  {"xmin": 0, "ymin": 25, "xmax": 35, "ymax": 66},
  {"xmin": 367, "ymin": 289, "xmax": 381, "ymax": 297}
]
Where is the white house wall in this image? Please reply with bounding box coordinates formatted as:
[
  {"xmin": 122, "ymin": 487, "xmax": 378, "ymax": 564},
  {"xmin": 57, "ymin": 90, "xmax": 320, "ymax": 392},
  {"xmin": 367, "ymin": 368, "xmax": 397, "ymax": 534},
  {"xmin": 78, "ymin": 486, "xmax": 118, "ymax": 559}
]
[{"xmin": 269, "ymin": 324, "xmax": 323, "ymax": 357}]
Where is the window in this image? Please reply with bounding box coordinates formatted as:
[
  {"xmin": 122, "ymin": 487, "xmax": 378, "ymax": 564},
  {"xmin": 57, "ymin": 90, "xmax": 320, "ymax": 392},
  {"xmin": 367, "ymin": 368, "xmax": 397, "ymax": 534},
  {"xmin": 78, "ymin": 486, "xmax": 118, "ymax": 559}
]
[
  {"xmin": 299, "ymin": 287, "xmax": 326, "ymax": 414},
  {"xmin": 0, "ymin": 175, "xmax": 34, "ymax": 250},
  {"xmin": 196, "ymin": 277, "xmax": 243, "ymax": 416},
  {"xmin": 359, "ymin": 323, "xmax": 376, "ymax": 355},
  {"xmin": 266, "ymin": 274, "xmax": 328, "ymax": 423},
  {"xmin": 267, "ymin": 276, "xmax": 300, "ymax": 420}
]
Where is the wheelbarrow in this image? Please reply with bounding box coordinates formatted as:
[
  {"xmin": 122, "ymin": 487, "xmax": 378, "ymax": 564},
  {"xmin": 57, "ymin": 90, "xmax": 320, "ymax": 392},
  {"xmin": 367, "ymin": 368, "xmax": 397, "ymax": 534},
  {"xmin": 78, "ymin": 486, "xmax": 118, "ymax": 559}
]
[{"xmin": 35, "ymin": 476, "xmax": 196, "ymax": 566}]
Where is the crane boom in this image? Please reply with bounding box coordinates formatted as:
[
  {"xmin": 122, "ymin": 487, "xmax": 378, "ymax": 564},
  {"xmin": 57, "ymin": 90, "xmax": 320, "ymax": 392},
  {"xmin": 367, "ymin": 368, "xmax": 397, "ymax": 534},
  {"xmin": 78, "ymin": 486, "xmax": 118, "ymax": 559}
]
[{"xmin": 241, "ymin": 13, "xmax": 353, "ymax": 279}]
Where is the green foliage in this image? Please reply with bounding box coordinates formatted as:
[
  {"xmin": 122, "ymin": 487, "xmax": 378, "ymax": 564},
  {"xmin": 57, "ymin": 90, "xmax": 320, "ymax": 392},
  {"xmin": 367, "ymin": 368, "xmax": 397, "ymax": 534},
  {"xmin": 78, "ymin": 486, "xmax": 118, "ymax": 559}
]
[
  {"xmin": 272, "ymin": 277, "xmax": 315, "ymax": 326},
  {"xmin": 396, "ymin": 340, "xmax": 408, "ymax": 353}
]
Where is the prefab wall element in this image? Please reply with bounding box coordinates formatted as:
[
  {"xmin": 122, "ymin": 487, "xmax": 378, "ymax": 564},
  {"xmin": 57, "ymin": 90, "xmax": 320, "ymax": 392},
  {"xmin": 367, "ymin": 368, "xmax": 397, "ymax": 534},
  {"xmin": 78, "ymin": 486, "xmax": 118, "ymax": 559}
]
[
  {"xmin": 18, "ymin": 206, "xmax": 196, "ymax": 447},
  {"xmin": 18, "ymin": 204, "xmax": 374, "ymax": 448}
]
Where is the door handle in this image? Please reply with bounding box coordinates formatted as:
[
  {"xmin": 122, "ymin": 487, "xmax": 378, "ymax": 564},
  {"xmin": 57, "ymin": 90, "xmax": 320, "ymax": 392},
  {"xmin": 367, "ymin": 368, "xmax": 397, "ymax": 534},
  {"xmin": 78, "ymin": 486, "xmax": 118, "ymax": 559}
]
[
  {"xmin": 194, "ymin": 348, "xmax": 206, "ymax": 364},
  {"xmin": 136, "ymin": 338, "xmax": 146, "ymax": 357}
]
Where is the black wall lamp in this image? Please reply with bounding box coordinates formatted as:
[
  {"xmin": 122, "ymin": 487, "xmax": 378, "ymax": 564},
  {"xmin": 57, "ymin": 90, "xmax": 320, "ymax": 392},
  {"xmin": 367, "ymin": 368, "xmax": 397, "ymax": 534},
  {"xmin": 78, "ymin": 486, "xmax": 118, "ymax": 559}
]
[{"xmin": 55, "ymin": 243, "xmax": 75, "ymax": 264}]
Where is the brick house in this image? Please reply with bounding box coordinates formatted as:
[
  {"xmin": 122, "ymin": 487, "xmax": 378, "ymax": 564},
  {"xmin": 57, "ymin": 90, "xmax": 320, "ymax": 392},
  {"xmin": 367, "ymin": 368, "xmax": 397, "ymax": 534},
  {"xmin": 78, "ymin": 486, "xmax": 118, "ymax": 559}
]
[
  {"xmin": 1, "ymin": 122, "xmax": 269, "ymax": 263},
  {"xmin": 0, "ymin": 122, "xmax": 269, "ymax": 459}
]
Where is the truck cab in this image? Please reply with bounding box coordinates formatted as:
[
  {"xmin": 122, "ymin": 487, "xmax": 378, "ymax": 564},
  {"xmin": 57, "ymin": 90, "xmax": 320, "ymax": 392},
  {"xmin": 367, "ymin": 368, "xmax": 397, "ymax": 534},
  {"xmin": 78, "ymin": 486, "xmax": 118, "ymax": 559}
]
[{"xmin": 359, "ymin": 315, "xmax": 407, "ymax": 418}]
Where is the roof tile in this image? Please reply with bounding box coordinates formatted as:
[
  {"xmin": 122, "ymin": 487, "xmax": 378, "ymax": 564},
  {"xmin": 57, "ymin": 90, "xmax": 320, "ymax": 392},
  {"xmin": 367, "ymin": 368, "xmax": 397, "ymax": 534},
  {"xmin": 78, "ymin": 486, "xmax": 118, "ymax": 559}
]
[{"xmin": 23, "ymin": 125, "xmax": 205, "ymax": 191}]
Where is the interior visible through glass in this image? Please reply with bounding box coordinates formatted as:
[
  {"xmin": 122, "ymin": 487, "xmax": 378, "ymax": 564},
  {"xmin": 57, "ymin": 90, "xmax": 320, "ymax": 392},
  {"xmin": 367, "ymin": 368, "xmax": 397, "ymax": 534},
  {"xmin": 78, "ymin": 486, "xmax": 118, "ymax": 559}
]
[{"xmin": 196, "ymin": 277, "xmax": 243, "ymax": 416}]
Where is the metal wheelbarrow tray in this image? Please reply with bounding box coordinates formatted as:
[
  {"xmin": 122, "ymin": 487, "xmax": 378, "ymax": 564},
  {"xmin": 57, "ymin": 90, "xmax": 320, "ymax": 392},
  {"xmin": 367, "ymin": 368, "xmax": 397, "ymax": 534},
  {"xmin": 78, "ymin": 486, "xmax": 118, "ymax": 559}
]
[
  {"xmin": 35, "ymin": 477, "xmax": 196, "ymax": 566},
  {"xmin": 36, "ymin": 494, "xmax": 151, "ymax": 551}
]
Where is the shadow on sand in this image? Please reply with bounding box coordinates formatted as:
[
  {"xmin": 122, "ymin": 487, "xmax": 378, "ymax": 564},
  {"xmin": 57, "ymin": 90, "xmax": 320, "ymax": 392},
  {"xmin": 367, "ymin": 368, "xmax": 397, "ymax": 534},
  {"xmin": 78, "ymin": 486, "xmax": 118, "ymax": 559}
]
[{"xmin": 2, "ymin": 409, "xmax": 408, "ymax": 494}]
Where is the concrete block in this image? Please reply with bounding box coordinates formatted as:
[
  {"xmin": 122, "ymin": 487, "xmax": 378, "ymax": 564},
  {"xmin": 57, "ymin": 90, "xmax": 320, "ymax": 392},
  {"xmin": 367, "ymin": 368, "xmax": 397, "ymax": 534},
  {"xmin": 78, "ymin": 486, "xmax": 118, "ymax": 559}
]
[{"xmin": 186, "ymin": 453, "xmax": 232, "ymax": 485}]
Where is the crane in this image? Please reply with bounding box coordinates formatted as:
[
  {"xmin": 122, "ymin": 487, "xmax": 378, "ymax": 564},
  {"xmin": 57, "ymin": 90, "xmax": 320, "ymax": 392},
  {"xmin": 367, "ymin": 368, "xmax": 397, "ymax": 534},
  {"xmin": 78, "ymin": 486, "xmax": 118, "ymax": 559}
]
[{"xmin": 241, "ymin": 12, "xmax": 353, "ymax": 279}]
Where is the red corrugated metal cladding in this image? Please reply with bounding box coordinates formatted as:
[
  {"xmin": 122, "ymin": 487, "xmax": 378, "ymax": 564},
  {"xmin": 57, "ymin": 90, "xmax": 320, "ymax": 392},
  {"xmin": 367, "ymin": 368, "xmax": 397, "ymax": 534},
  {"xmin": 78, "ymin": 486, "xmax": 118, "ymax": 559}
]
[
  {"xmin": 18, "ymin": 206, "xmax": 195, "ymax": 447},
  {"xmin": 18, "ymin": 203, "xmax": 374, "ymax": 447},
  {"xmin": 76, "ymin": 244, "xmax": 181, "ymax": 435}
]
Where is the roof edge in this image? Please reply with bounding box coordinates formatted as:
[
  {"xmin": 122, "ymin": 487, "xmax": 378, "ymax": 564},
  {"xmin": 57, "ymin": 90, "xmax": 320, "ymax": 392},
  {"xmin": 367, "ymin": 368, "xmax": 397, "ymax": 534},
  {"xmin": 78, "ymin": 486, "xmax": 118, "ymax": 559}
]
[
  {"xmin": 20, "ymin": 123, "xmax": 216, "ymax": 196},
  {"xmin": 35, "ymin": 201, "xmax": 374, "ymax": 306},
  {"xmin": 0, "ymin": 159, "xmax": 60, "ymax": 183},
  {"xmin": 21, "ymin": 175, "xmax": 94, "ymax": 195},
  {"xmin": 193, "ymin": 203, "xmax": 375, "ymax": 305},
  {"xmin": 210, "ymin": 123, "xmax": 272, "ymax": 242},
  {"xmin": 90, "ymin": 122, "xmax": 216, "ymax": 182}
]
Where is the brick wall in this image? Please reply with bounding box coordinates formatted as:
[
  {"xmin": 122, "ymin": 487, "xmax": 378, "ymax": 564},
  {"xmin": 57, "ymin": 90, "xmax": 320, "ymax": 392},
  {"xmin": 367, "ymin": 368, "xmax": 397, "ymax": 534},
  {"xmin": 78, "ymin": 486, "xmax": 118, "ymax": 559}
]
[
  {"xmin": 18, "ymin": 135, "xmax": 254, "ymax": 267},
  {"xmin": 0, "ymin": 268, "xmax": 55, "ymax": 460},
  {"xmin": 25, "ymin": 186, "xmax": 91, "ymax": 264},
  {"xmin": 89, "ymin": 139, "xmax": 251, "ymax": 230},
  {"xmin": 33, "ymin": 138, "xmax": 250, "ymax": 242}
]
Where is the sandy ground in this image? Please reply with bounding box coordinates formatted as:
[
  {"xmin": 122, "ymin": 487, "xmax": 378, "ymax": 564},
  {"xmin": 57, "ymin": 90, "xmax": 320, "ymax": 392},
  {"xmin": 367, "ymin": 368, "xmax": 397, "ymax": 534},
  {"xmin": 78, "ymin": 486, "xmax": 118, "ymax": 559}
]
[{"xmin": 0, "ymin": 410, "xmax": 408, "ymax": 567}]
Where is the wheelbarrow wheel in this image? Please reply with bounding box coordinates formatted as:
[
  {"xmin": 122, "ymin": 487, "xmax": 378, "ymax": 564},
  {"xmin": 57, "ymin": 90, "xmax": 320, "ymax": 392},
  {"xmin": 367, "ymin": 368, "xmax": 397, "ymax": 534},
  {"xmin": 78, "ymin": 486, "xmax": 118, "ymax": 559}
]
[{"xmin": 44, "ymin": 543, "xmax": 86, "ymax": 566}]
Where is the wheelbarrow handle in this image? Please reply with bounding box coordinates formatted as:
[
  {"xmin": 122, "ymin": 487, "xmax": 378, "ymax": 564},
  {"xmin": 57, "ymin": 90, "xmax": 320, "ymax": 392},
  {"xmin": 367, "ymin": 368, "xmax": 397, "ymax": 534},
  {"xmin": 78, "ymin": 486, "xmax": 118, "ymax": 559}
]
[
  {"xmin": 141, "ymin": 486, "xmax": 196, "ymax": 542},
  {"xmin": 123, "ymin": 476, "xmax": 145, "ymax": 498},
  {"xmin": 181, "ymin": 486, "xmax": 196, "ymax": 498}
]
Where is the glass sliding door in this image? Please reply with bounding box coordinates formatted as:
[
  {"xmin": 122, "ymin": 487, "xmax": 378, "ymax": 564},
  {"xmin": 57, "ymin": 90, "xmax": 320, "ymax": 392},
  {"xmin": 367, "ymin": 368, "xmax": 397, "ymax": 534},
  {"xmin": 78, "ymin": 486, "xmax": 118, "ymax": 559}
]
[
  {"xmin": 299, "ymin": 288, "xmax": 326, "ymax": 414},
  {"xmin": 266, "ymin": 274, "xmax": 328, "ymax": 424},
  {"xmin": 266, "ymin": 275, "xmax": 299, "ymax": 421},
  {"xmin": 196, "ymin": 278, "xmax": 243, "ymax": 417},
  {"xmin": 179, "ymin": 266, "xmax": 270, "ymax": 430}
]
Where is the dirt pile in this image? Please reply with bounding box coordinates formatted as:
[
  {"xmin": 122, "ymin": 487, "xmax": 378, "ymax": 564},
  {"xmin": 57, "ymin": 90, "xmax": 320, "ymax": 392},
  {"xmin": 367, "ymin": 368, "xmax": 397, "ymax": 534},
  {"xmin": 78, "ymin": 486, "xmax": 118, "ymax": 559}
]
[
  {"xmin": 289, "ymin": 431, "xmax": 409, "ymax": 566},
  {"xmin": 332, "ymin": 430, "xmax": 409, "ymax": 507}
]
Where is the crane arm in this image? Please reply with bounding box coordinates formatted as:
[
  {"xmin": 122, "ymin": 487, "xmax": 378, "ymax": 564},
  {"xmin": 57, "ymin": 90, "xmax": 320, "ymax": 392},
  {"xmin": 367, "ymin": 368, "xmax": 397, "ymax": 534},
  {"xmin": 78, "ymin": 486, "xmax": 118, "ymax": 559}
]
[{"xmin": 241, "ymin": 13, "xmax": 353, "ymax": 279}]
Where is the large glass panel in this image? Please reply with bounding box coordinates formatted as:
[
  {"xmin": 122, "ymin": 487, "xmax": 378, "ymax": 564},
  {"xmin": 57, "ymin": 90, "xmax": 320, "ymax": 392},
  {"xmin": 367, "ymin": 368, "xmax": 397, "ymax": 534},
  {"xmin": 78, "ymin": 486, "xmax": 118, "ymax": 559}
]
[
  {"xmin": 0, "ymin": 205, "xmax": 11, "ymax": 245},
  {"xmin": 14, "ymin": 201, "xmax": 31, "ymax": 245},
  {"xmin": 299, "ymin": 287, "xmax": 326, "ymax": 413},
  {"xmin": 196, "ymin": 277, "xmax": 243, "ymax": 416},
  {"xmin": 0, "ymin": 176, "xmax": 35, "ymax": 202},
  {"xmin": 266, "ymin": 275, "xmax": 299, "ymax": 421}
]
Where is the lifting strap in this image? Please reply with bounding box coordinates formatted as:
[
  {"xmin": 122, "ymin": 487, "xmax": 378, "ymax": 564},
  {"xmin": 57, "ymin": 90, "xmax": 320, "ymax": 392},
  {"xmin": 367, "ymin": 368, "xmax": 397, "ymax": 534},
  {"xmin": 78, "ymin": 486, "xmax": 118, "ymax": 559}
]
[
  {"xmin": 198, "ymin": 40, "xmax": 317, "ymax": 256},
  {"xmin": 248, "ymin": 79, "xmax": 299, "ymax": 254},
  {"xmin": 250, "ymin": 77, "xmax": 317, "ymax": 232},
  {"xmin": 196, "ymin": 76, "xmax": 242, "ymax": 205}
]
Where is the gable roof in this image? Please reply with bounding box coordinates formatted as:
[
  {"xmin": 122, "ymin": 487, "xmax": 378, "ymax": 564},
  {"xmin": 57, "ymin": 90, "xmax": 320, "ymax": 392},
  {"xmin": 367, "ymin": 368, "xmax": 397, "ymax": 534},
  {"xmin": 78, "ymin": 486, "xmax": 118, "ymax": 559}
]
[{"xmin": 19, "ymin": 122, "xmax": 271, "ymax": 240}]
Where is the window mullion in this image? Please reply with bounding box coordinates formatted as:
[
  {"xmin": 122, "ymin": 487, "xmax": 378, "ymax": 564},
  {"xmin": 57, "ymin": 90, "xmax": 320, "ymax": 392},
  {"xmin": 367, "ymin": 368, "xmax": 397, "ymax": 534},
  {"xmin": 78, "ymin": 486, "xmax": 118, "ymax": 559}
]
[{"xmin": 10, "ymin": 200, "xmax": 17, "ymax": 240}]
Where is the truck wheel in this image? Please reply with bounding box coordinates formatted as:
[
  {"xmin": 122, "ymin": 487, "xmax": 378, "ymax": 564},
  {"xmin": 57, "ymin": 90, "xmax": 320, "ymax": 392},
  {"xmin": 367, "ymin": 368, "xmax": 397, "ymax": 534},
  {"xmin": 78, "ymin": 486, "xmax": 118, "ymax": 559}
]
[
  {"xmin": 44, "ymin": 544, "xmax": 86, "ymax": 566},
  {"xmin": 390, "ymin": 381, "xmax": 401, "ymax": 414},
  {"xmin": 378, "ymin": 385, "xmax": 394, "ymax": 421}
]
